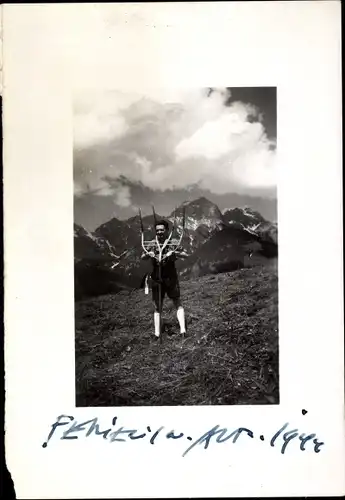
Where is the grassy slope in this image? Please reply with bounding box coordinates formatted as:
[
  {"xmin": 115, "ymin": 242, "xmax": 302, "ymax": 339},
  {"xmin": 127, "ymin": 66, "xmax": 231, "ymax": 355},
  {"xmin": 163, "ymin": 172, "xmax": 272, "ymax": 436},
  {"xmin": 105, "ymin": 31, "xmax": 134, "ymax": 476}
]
[{"xmin": 75, "ymin": 263, "xmax": 279, "ymax": 406}]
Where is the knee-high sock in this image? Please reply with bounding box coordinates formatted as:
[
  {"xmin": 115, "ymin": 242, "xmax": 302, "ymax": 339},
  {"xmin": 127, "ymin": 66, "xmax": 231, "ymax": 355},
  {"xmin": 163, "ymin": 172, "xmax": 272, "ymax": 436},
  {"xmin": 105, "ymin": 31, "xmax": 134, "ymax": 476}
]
[
  {"xmin": 154, "ymin": 312, "xmax": 160, "ymax": 337},
  {"xmin": 177, "ymin": 307, "xmax": 186, "ymax": 334}
]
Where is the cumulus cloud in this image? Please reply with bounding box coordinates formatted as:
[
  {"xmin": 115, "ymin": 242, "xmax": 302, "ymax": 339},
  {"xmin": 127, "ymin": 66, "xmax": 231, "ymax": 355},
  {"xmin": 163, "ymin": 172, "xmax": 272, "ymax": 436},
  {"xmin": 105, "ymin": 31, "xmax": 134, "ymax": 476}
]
[
  {"xmin": 175, "ymin": 102, "xmax": 262, "ymax": 161},
  {"xmin": 88, "ymin": 177, "xmax": 132, "ymax": 208},
  {"xmin": 115, "ymin": 185, "xmax": 131, "ymax": 207},
  {"xmin": 73, "ymin": 87, "xmax": 276, "ymax": 199},
  {"xmin": 92, "ymin": 179, "xmax": 115, "ymax": 196},
  {"xmin": 74, "ymin": 182, "xmax": 84, "ymax": 196},
  {"xmin": 73, "ymin": 91, "xmax": 139, "ymax": 148}
]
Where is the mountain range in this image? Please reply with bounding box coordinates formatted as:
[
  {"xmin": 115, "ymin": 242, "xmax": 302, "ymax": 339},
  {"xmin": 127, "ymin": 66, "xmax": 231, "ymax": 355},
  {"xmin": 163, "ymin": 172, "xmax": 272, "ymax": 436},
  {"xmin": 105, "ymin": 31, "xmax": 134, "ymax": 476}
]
[{"xmin": 74, "ymin": 197, "xmax": 278, "ymax": 299}]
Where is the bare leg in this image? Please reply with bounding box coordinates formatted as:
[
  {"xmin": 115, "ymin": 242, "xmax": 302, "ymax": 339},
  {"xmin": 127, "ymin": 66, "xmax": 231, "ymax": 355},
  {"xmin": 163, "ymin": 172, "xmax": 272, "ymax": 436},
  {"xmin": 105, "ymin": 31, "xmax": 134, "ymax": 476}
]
[
  {"xmin": 172, "ymin": 298, "xmax": 181, "ymax": 309},
  {"xmin": 172, "ymin": 298, "xmax": 186, "ymax": 334},
  {"xmin": 153, "ymin": 297, "xmax": 164, "ymax": 337}
]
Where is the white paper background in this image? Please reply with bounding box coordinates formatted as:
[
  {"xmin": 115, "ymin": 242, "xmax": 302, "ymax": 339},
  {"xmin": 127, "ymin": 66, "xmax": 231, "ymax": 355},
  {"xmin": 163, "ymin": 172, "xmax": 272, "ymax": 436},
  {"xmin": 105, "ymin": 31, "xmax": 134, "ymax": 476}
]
[{"xmin": 3, "ymin": 2, "xmax": 344, "ymax": 498}]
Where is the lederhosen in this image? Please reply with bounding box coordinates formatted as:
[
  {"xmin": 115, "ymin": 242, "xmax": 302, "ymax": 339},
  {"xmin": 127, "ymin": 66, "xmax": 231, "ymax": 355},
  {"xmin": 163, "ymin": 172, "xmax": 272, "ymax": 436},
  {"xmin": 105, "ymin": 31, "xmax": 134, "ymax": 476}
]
[{"xmin": 149, "ymin": 244, "xmax": 180, "ymax": 305}]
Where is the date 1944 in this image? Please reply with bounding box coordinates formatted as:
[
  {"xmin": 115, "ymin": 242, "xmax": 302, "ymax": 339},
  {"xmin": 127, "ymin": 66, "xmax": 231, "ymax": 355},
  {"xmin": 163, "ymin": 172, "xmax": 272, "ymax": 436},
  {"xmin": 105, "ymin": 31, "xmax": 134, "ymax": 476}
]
[{"xmin": 42, "ymin": 410, "xmax": 324, "ymax": 457}]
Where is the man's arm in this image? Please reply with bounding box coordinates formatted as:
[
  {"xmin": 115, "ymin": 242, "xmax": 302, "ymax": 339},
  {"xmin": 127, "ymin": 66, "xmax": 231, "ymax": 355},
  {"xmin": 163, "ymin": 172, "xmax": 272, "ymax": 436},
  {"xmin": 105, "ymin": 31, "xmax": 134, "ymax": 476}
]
[
  {"xmin": 141, "ymin": 244, "xmax": 156, "ymax": 260},
  {"xmin": 166, "ymin": 248, "xmax": 189, "ymax": 259},
  {"xmin": 141, "ymin": 251, "xmax": 155, "ymax": 260},
  {"xmin": 175, "ymin": 250, "xmax": 189, "ymax": 259}
]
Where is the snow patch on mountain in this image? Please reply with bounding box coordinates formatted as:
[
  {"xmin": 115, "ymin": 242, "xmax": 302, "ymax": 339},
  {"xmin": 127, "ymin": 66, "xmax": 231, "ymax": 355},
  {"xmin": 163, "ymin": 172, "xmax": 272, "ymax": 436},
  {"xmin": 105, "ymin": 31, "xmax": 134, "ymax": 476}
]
[
  {"xmin": 243, "ymin": 226, "xmax": 259, "ymax": 236},
  {"xmin": 85, "ymin": 229, "xmax": 99, "ymax": 242},
  {"xmin": 243, "ymin": 208, "xmax": 256, "ymax": 219}
]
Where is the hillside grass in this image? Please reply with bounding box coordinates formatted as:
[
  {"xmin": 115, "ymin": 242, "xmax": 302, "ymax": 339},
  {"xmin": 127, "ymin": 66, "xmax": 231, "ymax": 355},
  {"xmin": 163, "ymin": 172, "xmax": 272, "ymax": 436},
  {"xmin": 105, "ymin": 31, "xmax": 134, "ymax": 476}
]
[{"xmin": 75, "ymin": 264, "xmax": 279, "ymax": 406}]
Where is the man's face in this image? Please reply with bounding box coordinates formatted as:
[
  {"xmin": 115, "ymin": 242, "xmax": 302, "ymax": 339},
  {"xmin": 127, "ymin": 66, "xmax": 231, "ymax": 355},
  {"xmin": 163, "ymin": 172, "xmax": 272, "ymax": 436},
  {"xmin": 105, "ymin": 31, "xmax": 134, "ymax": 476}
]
[{"xmin": 155, "ymin": 224, "xmax": 167, "ymax": 241}]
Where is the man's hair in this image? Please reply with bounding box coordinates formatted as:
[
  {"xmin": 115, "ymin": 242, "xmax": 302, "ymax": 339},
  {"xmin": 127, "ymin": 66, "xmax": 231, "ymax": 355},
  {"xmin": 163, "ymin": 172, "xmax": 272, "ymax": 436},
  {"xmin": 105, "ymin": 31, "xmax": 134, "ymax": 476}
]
[{"xmin": 155, "ymin": 219, "xmax": 169, "ymax": 231}]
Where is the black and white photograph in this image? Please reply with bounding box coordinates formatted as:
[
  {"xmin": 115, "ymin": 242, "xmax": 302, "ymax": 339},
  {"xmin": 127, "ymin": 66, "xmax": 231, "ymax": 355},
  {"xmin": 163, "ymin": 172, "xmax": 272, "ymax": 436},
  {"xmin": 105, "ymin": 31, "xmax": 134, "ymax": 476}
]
[
  {"xmin": 74, "ymin": 87, "xmax": 278, "ymax": 407},
  {"xmin": 5, "ymin": 3, "xmax": 343, "ymax": 498}
]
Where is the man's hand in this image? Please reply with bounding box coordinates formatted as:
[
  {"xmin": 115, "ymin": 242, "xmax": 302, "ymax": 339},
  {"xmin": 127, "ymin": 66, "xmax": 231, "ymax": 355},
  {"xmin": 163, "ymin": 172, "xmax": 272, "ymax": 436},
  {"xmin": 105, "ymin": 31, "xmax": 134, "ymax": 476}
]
[
  {"xmin": 174, "ymin": 249, "xmax": 189, "ymax": 259},
  {"xmin": 141, "ymin": 250, "xmax": 156, "ymax": 260}
]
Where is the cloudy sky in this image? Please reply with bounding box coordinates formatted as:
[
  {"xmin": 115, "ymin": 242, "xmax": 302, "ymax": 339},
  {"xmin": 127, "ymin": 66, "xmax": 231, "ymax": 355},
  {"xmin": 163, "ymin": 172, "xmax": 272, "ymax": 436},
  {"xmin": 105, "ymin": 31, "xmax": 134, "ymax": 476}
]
[{"xmin": 74, "ymin": 87, "xmax": 277, "ymax": 230}]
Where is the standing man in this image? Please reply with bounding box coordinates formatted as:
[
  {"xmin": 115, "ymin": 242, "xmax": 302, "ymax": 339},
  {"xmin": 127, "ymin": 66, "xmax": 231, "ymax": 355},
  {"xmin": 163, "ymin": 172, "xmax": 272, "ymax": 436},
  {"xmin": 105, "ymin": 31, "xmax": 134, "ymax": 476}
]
[{"xmin": 141, "ymin": 219, "xmax": 189, "ymax": 339}]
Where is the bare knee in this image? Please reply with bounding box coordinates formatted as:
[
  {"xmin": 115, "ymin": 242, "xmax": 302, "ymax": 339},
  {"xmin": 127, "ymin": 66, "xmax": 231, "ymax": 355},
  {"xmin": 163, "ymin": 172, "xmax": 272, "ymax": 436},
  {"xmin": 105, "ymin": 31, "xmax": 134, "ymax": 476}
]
[{"xmin": 172, "ymin": 298, "xmax": 182, "ymax": 310}]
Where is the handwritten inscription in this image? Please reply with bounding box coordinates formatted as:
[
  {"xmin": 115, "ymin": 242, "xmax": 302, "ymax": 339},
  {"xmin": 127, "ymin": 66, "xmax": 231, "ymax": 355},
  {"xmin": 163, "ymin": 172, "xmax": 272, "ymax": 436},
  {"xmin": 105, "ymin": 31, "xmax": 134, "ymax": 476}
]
[{"xmin": 42, "ymin": 411, "xmax": 324, "ymax": 456}]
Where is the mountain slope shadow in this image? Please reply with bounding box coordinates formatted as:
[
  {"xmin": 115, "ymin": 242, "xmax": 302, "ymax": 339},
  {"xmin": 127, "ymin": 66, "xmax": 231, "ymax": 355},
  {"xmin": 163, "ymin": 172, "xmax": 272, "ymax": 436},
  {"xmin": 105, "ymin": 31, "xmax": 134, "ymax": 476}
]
[{"xmin": 178, "ymin": 225, "xmax": 277, "ymax": 278}]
